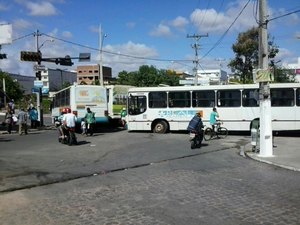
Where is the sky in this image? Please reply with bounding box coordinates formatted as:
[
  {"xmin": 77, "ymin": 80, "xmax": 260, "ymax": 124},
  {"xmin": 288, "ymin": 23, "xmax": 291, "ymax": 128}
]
[{"xmin": 0, "ymin": 0, "xmax": 300, "ymax": 77}]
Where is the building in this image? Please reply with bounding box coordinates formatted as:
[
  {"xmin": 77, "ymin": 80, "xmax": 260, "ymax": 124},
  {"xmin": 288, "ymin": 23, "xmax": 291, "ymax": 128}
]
[
  {"xmin": 40, "ymin": 68, "xmax": 77, "ymax": 97},
  {"xmin": 77, "ymin": 65, "xmax": 112, "ymax": 85},
  {"xmin": 283, "ymin": 57, "xmax": 300, "ymax": 82},
  {"xmin": 180, "ymin": 69, "xmax": 228, "ymax": 86},
  {"xmin": 9, "ymin": 73, "xmax": 35, "ymax": 95}
]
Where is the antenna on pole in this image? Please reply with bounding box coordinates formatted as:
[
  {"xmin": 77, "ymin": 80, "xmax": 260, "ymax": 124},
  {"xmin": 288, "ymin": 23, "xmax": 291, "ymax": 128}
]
[{"xmin": 187, "ymin": 33, "xmax": 208, "ymax": 85}]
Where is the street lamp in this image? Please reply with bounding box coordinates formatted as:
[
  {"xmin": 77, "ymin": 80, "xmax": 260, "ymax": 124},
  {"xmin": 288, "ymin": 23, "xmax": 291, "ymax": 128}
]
[
  {"xmin": 99, "ymin": 25, "xmax": 107, "ymax": 86},
  {"xmin": 35, "ymin": 31, "xmax": 54, "ymax": 127}
]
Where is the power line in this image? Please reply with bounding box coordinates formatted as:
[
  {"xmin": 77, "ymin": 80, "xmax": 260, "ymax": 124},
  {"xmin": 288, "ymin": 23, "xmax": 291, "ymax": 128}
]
[
  {"xmin": 268, "ymin": 9, "xmax": 300, "ymax": 22},
  {"xmin": 41, "ymin": 33, "xmax": 193, "ymax": 63},
  {"xmin": 201, "ymin": 0, "xmax": 251, "ymax": 59},
  {"xmin": 12, "ymin": 32, "xmax": 35, "ymax": 42}
]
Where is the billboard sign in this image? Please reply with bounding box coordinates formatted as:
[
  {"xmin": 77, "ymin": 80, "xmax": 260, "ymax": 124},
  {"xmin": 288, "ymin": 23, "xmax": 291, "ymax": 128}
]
[
  {"xmin": 0, "ymin": 24, "xmax": 12, "ymax": 45},
  {"xmin": 254, "ymin": 69, "xmax": 274, "ymax": 83},
  {"xmin": 34, "ymin": 80, "xmax": 43, "ymax": 88}
]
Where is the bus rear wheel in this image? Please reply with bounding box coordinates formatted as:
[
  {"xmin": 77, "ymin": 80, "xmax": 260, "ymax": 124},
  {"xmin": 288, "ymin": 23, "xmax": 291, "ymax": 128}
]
[{"xmin": 153, "ymin": 120, "xmax": 168, "ymax": 134}]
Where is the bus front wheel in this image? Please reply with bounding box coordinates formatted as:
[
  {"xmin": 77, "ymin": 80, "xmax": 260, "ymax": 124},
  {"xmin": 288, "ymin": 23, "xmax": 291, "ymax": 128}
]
[{"xmin": 153, "ymin": 120, "xmax": 168, "ymax": 134}]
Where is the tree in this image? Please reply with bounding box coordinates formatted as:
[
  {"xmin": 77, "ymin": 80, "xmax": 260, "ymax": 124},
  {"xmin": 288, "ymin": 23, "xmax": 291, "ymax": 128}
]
[
  {"xmin": 116, "ymin": 65, "xmax": 180, "ymax": 87},
  {"xmin": 0, "ymin": 71, "xmax": 24, "ymax": 107},
  {"xmin": 228, "ymin": 27, "xmax": 279, "ymax": 83},
  {"xmin": 272, "ymin": 66, "xmax": 295, "ymax": 83}
]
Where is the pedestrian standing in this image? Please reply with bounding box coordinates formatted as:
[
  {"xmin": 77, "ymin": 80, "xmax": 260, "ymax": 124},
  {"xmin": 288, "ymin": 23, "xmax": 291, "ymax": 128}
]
[
  {"xmin": 84, "ymin": 107, "xmax": 95, "ymax": 136},
  {"xmin": 120, "ymin": 107, "xmax": 127, "ymax": 128},
  {"xmin": 5, "ymin": 106, "xmax": 13, "ymax": 134},
  {"xmin": 8, "ymin": 99, "xmax": 15, "ymax": 114},
  {"xmin": 81, "ymin": 118, "xmax": 86, "ymax": 135},
  {"xmin": 29, "ymin": 107, "xmax": 38, "ymax": 128},
  {"xmin": 18, "ymin": 108, "xmax": 28, "ymax": 135}
]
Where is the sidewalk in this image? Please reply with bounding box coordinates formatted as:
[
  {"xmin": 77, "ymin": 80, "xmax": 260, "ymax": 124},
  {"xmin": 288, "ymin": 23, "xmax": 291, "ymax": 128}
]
[{"xmin": 245, "ymin": 136, "xmax": 300, "ymax": 172}]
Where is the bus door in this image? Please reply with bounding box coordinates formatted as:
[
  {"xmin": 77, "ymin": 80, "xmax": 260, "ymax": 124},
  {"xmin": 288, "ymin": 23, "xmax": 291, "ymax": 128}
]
[{"xmin": 127, "ymin": 94, "xmax": 147, "ymax": 130}]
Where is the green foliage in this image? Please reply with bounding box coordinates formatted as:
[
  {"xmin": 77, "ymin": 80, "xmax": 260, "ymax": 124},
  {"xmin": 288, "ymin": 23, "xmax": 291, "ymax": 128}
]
[
  {"xmin": 42, "ymin": 98, "xmax": 52, "ymax": 114},
  {"xmin": 0, "ymin": 71, "xmax": 24, "ymax": 105},
  {"xmin": 62, "ymin": 81, "xmax": 72, "ymax": 89},
  {"xmin": 228, "ymin": 27, "xmax": 279, "ymax": 83},
  {"xmin": 273, "ymin": 67, "xmax": 295, "ymax": 83},
  {"xmin": 113, "ymin": 104, "xmax": 126, "ymax": 114},
  {"xmin": 116, "ymin": 65, "xmax": 180, "ymax": 87}
]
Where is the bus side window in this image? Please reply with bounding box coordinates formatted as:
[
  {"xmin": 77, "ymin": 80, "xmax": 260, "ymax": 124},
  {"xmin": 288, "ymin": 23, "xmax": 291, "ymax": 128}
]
[{"xmin": 297, "ymin": 88, "xmax": 300, "ymax": 106}]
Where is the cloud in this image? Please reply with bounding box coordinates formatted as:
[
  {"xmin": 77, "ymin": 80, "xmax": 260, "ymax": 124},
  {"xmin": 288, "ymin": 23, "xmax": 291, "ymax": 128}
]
[
  {"xmin": 126, "ymin": 22, "xmax": 136, "ymax": 29},
  {"xmin": 62, "ymin": 31, "xmax": 72, "ymax": 38},
  {"xmin": 149, "ymin": 24, "xmax": 172, "ymax": 37},
  {"xmin": 276, "ymin": 47, "xmax": 294, "ymax": 61},
  {"xmin": 0, "ymin": 3, "xmax": 9, "ymax": 11},
  {"xmin": 170, "ymin": 16, "xmax": 189, "ymax": 31},
  {"xmin": 13, "ymin": 19, "xmax": 33, "ymax": 30},
  {"xmin": 25, "ymin": 1, "xmax": 57, "ymax": 16},
  {"xmin": 93, "ymin": 41, "xmax": 159, "ymax": 75},
  {"xmin": 190, "ymin": 1, "xmax": 256, "ymax": 34}
]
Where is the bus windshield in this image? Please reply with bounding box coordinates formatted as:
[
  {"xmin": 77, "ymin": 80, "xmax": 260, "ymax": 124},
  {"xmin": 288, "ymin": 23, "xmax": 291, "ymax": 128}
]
[{"xmin": 128, "ymin": 95, "xmax": 146, "ymax": 115}]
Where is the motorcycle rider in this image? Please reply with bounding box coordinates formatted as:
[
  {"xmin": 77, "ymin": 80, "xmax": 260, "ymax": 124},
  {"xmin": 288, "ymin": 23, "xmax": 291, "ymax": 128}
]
[
  {"xmin": 55, "ymin": 109, "xmax": 66, "ymax": 141},
  {"xmin": 61, "ymin": 108, "xmax": 77, "ymax": 145},
  {"xmin": 187, "ymin": 110, "xmax": 204, "ymax": 132},
  {"xmin": 187, "ymin": 110, "xmax": 204, "ymax": 148}
]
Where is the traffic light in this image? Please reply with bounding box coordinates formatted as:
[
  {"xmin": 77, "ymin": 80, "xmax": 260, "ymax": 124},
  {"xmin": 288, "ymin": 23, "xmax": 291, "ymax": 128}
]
[
  {"xmin": 20, "ymin": 51, "xmax": 42, "ymax": 62},
  {"xmin": 55, "ymin": 55, "xmax": 73, "ymax": 66},
  {"xmin": 60, "ymin": 58, "xmax": 73, "ymax": 66},
  {"xmin": 0, "ymin": 53, "xmax": 7, "ymax": 59},
  {"xmin": 36, "ymin": 71, "xmax": 41, "ymax": 80}
]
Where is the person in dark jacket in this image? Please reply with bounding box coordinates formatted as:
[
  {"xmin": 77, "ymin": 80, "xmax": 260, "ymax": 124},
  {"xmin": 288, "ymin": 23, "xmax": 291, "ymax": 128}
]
[{"xmin": 187, "ymin": 111, "xmax": 203, "ymax": 132}]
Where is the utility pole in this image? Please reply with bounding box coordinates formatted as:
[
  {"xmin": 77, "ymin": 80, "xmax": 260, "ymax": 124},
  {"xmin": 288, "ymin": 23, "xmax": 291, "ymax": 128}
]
[
  {"xmin": 99, "ymin": 24, "xmax": 104, "ymax": 86},
  {"xmin": 2, "ymin": 77, "xmax": 6, "ymax": 107},
  {"xmin": 258, "ymin": 0, "xmax": 273, "ymax": 156},
  {"xmin": 34, "ymin": 30, "xmax": 43, "ymax": 126},
  {"xmin": 187, "ymin": 33, "xmax": 208, "ymax": 85}
]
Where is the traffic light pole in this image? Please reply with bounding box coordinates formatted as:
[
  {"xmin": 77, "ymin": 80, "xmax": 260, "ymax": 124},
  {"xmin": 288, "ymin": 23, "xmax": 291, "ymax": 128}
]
[{"xmin": 35, "ymin": 30, "xmax": 43, "ymax": 127}]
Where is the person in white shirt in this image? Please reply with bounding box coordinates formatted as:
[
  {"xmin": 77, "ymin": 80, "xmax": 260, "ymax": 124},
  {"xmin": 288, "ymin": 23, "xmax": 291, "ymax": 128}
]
[{"xmin": 62, "ymin": 108, "xmax": 77, "ymax": 128}]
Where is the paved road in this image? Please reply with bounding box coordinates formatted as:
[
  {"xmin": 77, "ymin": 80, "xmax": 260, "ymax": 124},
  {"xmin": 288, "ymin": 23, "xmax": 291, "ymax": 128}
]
[{"xmin": 0, "ymin": 129, "xmax": 299, "ymax": 225}]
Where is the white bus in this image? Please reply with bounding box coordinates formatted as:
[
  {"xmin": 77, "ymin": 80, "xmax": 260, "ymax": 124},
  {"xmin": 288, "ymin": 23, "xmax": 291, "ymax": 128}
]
[
  {"xmin": 51, "ymin": 84, "xmax": 110, "ymax": 124},
  {"xmin": 126, "ymin": 83, "xmax": 300, "ymax": 133}
]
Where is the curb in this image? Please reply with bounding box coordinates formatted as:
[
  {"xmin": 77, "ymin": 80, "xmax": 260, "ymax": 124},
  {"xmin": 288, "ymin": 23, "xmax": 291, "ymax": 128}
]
[
  {"xmin": 0, "ymin": 125, "xmax": 55, "ymax": 135},
  {"xmin": 245, "ymin": 150, "xmax": 300, "ymax": 172}
]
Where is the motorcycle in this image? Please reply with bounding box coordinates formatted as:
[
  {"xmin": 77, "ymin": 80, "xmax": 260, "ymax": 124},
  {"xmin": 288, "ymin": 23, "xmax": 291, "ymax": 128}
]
[
  {"xmin": 55, "ymin": 118, "xmax": 77, "ymax": 146},
  {"xmin": 189, "ymin": 126, "xmax": 204, "ymax": 149}
]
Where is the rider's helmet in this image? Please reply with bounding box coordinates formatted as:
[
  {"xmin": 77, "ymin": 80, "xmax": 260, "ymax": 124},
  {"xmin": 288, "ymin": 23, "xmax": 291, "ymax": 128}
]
[
  {"xmin": 196, "ymin": 110, "xmax": 203, "ymax": 117},
  {"xmin": 61, "ymin": 108, "xmax": 67, "ymax": 114},
  {"xmin": 62, "ymin": 108, "xmax": 71, "ymax": 114}
]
